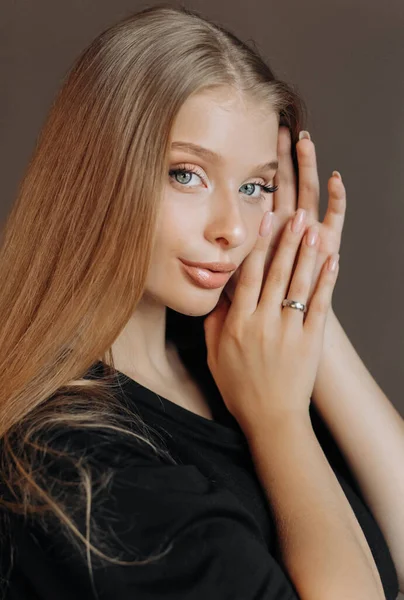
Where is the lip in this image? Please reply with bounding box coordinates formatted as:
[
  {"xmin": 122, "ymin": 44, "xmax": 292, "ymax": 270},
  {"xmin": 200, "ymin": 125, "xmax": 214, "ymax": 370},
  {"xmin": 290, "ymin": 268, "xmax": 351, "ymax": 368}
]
[
  {"xmin": 179, "ymin": 258, "xmax": 237, "ymax": 273},
  {"xmin": 179, "ymin": 260, "xmax": 233, "ymax": 289}
]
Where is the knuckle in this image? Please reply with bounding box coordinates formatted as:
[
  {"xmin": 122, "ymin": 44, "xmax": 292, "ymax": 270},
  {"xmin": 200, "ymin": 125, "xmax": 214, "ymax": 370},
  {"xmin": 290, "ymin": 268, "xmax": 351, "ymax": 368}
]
[
  {"xmin": 299, "ymin": 143, "xmax": 317, "ymax": 165},
  {"xmin": 330, "ymin": 184, "xmax": 343, "ymax": 198},
  {"xmin": 284, "ymin": 230, "xmax": 300, "ymax": 247},
  {"xmin": 238, "ymin": 271, "xmax": 260, "ymax": 288},
  {"xmin": 225, "ymin": 318, "xmax": 243, "ymax": 343},
  {"xmin": 298, "ymin": 243, "xmax": 309, "ymax": 258},
  {"xmin": 299, "ymin": 179, "xmax": 316, "ymax": 194},
  {"xmin": 300, "ymin": 246, "xmax": 314, "ymax": 263},
  {"xmin": 291, "ymin": 279, "xmax": 307, "ymax": 298},
  {"xmin": 298, "ymin": 142, "xmax": 312, "ymax": 159},
  {"xmin": 268, "ymin": 265, "xmax": 284, "ymax": 287},
  {"xmin": 310, "ymin": 297, "xmax": 328, "ymax": 315}
]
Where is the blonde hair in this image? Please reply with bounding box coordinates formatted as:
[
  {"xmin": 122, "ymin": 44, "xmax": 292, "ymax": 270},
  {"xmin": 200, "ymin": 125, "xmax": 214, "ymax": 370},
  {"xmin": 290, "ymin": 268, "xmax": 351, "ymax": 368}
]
[{"xmin": 0, "ymin": 3, "xmax": 307, "ymax": 595}]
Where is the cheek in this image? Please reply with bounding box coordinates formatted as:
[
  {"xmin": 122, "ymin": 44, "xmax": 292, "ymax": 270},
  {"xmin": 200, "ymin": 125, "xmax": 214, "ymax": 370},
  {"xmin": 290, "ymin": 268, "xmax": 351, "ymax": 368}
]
[
  {"xmin": 154, "ymin": 204, "xmax": 191, "ymax": 258},
  {"xmin": 158, "ymin": 191, "xmax": 199, "ymax": 229}
]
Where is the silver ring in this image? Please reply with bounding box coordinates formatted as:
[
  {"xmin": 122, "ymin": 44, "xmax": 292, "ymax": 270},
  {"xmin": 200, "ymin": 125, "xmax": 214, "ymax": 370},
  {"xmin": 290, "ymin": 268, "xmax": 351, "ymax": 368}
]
[{"xmin": 282, "ymin": 299, "xmax": 307, "ymax": 313}]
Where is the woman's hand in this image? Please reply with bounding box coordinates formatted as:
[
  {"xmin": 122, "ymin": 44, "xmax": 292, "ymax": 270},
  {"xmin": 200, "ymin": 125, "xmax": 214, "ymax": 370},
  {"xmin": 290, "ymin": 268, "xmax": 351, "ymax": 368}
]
[
  {"xmin": 203, "ymin": 208, "xmax": 341, "ymax": 435},
  {"xmin": 223, "ymin": 127, "xmax": 346, "ymax": 307}
]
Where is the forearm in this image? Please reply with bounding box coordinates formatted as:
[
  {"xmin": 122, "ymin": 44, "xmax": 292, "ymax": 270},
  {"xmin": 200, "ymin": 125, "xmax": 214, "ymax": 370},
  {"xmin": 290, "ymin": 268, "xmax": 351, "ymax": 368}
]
[
  {"xmin": 246, "ymin": 416, "xmax": 384, "ymax": 600},
  {"xmin": 313, "ymin": 309, "xmax": 404, "ymax": 589}
]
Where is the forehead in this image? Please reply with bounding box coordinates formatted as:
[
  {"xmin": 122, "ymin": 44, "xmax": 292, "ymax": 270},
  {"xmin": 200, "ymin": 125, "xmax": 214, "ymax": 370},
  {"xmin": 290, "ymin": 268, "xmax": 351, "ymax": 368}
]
[
  {"xmin": 174, "ymin": 87, "xmax": 278, "ymax": 124},
  {"xmin": 169, "ymin": 91, "xmax": 279, "ymax": 166}
]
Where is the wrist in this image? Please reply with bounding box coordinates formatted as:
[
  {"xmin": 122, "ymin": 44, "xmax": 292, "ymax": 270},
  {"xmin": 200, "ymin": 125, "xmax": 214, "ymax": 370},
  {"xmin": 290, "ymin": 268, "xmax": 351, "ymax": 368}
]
[
  {"xmin": 323, "ymin": 307, "xmax": 340, "ymax": 348},
  {"xmin": 242, "ymin": 409, "xmax": 314, "ymax": 449}
]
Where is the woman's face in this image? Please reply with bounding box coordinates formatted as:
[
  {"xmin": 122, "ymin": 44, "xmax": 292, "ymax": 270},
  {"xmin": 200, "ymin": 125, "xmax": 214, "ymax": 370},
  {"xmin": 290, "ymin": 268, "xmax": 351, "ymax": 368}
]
[{"xmin": 145, "ymin": 87, "xmax": 279, "ymax": 316}]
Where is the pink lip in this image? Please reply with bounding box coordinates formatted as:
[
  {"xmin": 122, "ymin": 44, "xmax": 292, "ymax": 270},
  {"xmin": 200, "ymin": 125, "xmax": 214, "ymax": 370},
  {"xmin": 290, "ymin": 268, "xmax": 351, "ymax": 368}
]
[
  {"xmin": 179, "ymin": 260, "xmax": 233, "ymax": 289},
  {"xmin": 180, "ymin": 258, "xmax": 237, "ymax": 272}
]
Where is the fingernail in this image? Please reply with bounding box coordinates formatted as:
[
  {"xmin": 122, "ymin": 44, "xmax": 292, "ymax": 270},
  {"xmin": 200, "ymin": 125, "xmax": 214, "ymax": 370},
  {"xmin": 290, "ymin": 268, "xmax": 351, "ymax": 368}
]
[
  {"xmin": 299, "ymin": 130, "xmax": 311, "ymax": 141},
  {"xmin": 306, "ymin": 226, "xmax": 319, "ymax": 247},
  {"xmin": 328, "ymin": 253, "xmax": 340, "ymax": 272},
  {"xmin": 332, "ymin": 170, "xmax": 342, "ymax": 180},
  {"xmin": 291, "ymin": 208, "xmax": 306, "ymax": 233},
  {"xmin": 259, "ymin": 211, "xmax": 274, "ymax": 237}
]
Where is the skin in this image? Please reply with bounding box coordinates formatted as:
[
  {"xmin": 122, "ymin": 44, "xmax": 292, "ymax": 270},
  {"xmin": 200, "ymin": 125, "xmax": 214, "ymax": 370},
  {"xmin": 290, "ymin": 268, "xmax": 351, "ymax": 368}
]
[
  {"xmin": 110, "ymin": 87, "xmax": 281, "ymax": 390},
  {"xmin": 224, "ymin": 126, "xmax": 344, "ymax": 306},
  {"xmin": 110, "ymin": 91, "xmax": 404, "ymax": 588}
]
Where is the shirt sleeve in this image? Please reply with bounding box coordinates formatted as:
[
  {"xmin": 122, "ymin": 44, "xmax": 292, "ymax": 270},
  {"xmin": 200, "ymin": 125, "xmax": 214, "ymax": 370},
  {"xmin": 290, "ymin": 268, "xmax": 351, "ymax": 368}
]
[
  {"xmin": 90, "ymin": 461, "xmax": 300, "ymax": 600},
  {"xmin": 12, "ymin": 453, "xmax": 299, "ymax": 600}
]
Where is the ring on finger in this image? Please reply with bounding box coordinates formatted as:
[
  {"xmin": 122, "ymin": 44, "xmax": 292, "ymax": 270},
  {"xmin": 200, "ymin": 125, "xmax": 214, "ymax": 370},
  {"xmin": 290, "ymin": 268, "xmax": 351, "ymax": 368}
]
[
  {"xmin": 282, "ymin": 225, "xmax": 319, "ymax": 316},
  {"xmin": 282, "ymin": 298, "xmax": 307, "ymax": 313}
]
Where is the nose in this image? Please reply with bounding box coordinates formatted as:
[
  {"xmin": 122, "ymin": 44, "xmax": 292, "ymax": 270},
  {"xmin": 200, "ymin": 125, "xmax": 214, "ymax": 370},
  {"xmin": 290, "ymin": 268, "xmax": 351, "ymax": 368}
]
[{"xmin": 206, "ymin": 192, "xmax": 250, "ymax": 249}]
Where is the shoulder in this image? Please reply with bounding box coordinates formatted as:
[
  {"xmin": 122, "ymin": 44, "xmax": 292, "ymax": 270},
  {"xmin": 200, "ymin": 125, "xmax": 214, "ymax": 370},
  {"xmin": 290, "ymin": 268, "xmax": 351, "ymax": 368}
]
[
  {"xmin": 45, "ymin": 456, "xmax": 301, "ymax": 599},
  {"xmin": 5, "ymin": 425, "xmax": 301, "ymax": 599},
  {"xmin": 43, "ymin": 418, "xmax": 177, "ymax": 472}
]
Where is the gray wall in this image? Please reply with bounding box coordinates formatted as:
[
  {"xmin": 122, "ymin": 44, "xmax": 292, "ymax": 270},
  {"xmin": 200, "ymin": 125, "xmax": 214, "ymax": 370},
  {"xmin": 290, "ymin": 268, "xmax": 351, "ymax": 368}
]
[
  {"xmin": 2, "ymin": 1, "xmax": 403, "ymax": 414},
  {"xmin": 1, "ymin": 1, "xmax": 403, "ymax": 597}
]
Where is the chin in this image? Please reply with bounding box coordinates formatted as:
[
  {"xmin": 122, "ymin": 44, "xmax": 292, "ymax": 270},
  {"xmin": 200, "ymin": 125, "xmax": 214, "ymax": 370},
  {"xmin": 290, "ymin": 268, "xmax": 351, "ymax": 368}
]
[{"xmin": 169, "ymin": 291, "xmax": 223, "ymax": 318}]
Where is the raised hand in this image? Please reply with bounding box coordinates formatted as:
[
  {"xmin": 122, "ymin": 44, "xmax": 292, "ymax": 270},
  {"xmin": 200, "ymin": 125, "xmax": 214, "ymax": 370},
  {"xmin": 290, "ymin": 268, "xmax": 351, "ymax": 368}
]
[
  {"xmin": 203, "ymin": 207, "xmax": 341, "ymax": 436},
  {"xmin": 223, "ymin": 127, "xmax": 346, "ymax": 308}
]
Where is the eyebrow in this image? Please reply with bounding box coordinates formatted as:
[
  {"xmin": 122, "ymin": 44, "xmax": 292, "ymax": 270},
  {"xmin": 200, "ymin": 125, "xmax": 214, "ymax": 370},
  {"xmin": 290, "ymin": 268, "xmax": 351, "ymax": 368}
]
[{"xmin": 170, "ymin": 141, "xmax": 278, "ymax": 173}]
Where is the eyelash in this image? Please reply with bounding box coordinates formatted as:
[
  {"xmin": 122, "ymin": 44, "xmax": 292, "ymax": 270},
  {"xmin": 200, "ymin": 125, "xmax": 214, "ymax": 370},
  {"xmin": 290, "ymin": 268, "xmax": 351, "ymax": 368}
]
[{"xmin": 168, "ymin": 163, "xmax": 279, "ymax": 203}]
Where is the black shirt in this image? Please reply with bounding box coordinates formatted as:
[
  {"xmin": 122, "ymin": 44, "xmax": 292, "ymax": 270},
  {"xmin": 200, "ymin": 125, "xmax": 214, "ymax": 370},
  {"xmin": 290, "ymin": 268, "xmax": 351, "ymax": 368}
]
[{"xmin": 0, "ymin": 354, "xmax": 399, "ymax": 599}]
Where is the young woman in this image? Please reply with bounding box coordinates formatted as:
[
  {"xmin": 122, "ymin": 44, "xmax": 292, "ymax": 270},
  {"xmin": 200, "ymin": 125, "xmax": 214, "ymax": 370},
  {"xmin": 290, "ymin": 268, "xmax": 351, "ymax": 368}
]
[{"xmin": 0, "ymin": 5, "xmax": 401, "ymax": 599}]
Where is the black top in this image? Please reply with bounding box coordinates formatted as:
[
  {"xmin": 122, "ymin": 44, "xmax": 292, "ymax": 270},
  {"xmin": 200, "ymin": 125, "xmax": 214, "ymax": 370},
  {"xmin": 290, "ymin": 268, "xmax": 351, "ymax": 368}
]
[{"xmin": 0, "ymin": 353, "xmax": 399, "ymax": 599}]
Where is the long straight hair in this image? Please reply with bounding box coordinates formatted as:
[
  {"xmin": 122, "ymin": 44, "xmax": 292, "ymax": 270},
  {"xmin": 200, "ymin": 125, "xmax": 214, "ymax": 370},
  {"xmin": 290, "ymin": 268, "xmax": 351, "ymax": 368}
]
[{"xmin": 0, "ymin": 2, "xmax": 307, "ymax": 591}]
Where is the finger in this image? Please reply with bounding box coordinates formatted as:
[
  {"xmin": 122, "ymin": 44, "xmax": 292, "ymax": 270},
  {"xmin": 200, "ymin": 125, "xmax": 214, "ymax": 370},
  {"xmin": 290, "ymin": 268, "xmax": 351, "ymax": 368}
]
[
  {"xmin": 323, "ymin": 172, "xmax": 346, "ymax": 235},
  {"xmin": 274, "ymin": 126, "xmax": 297, "ymax": 216},
  {"xmin": 304, "ymin": 253, "xmax": 340, "ymax": 334},
  {"xmin": 259, "ymin": 208, "xmax": 307, "ymax": 312},
  {"xmin": 230, "ymin": 211, "xmax": 274, "ymax": 317},
  {"xmin": 282, "ymin": 224, "xmax": 320, "ymax": 326},
  {"xmin": 296, "ymin": 133, "xmax": 320, "ymax": 222},
  {"xmin": 204, "ymin": 292, "xmax": 231, "ymax": 364}
]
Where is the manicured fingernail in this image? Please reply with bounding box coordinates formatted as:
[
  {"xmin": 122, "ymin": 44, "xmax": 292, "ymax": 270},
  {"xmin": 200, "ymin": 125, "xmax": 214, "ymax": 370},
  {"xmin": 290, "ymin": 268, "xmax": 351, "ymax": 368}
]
[
  {"xmin": 332, "ymin": 170, "xmax": 342, "ymax": 180},
  {"xmin": 306, "ymin": 226, "xmax": 319, "ymax": 247},
  {"xmin": 291, "ymin": 208, "xmax": 306, "ymax": 233},
  {"xmin": 299, "ymin": 130, "xmax": 311, "ymax": 141},
  {"xmin": 328, "ymin": 254, "xmax": 340, "ymax": 272},
  {"xmin": 259, "ymin": 211, "xmax": 274, "ymax": 237}
]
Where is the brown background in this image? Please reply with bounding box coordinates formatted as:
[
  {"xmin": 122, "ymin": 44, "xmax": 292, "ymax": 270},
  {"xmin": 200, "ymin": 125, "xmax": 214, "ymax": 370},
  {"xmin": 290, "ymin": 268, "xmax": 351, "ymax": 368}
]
[
  {"xmin": 2, "ymin": 0, "xmax": 403, "ymax": 411},
  {"xmin": 1, "ymin": 4, "xmax": 403, "ymax": 594}
]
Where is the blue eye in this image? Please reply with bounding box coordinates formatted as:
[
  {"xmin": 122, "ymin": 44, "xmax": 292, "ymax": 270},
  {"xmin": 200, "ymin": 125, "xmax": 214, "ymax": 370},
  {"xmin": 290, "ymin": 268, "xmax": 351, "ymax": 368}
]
[
  {"xmin": 169, "ymin": 169, "xmax": 200, "ymax": 186},
  {"xmin": 240, "ymin": 182, "xmax": 279, "ymax": 196},
  {"xmin": 169, "ymin": 164, "xmax": 279, "ymax": 203}
]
